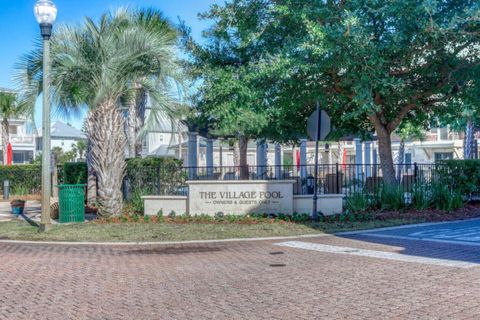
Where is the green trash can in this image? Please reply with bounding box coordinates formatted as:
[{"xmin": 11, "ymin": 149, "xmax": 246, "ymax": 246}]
[{"xmin": 58, "ymin": 184, "xmax": 86, "ymax": 223}]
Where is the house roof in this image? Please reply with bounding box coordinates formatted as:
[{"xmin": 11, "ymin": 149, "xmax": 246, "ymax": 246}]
[
  {"xmin": 148, "ymin": 144, "xmax": 176, "ymax": 157},
  {"xmin": 145, "ymin": 116, "xmax": 188, "ymax": 134},
  {"xmin": 38, "ymin": 121, "xmax": 86, "ymax": 139}
]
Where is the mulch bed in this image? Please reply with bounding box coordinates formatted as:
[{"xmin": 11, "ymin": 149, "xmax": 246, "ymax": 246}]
[{"xmin": 375, "ymin": 202, "xmax": 480, "ymax": 222}]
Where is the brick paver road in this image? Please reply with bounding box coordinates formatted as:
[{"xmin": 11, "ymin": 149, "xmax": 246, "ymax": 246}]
[{"xmin": 1, "ymin": 233, "xmax": 480, "ymax": 320}]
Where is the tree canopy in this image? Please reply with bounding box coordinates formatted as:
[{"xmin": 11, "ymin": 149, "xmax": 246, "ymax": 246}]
[{"xmin": 185, "ymin": 0, "xmax": 480, "ymax": 183}]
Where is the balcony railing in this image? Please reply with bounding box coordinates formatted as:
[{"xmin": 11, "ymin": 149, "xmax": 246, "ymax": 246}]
[{"xmin": 10, "ymin": 135, "xmax": 35, "ymax": 145}]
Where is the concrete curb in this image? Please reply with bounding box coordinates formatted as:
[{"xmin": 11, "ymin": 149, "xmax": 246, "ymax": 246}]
[
  {"xmin": 2, "ymin": 219, "xmax": 475, "ymax": 247},
  {"xmin": 0, "ymin": 233, "xmax": 330, "ymax": 247}
]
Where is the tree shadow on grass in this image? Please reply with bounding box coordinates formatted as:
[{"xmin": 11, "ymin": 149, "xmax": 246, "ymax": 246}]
[{"xmin": 19, "ymin": 213, "xmax": 39, "ymax": 228}]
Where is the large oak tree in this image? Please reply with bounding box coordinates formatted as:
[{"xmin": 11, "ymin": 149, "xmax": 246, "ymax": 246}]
[{"xmin": 186, "ymin": 0, "xmax": 480, "ymax": 184}]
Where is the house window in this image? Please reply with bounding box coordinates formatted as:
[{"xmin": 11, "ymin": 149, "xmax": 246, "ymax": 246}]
[
  {"xmin": 13, "ymin": 152, "xmax": 24, "ymax": 164},
  {"xmin": 434, "ymin": 152, "xmax": 453, "ymax": 162},
  {"xmin": 8, "ymin": 126, "xmax": 17, "ymax": 135}
]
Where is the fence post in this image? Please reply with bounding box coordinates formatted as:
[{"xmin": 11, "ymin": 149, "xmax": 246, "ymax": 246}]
[
  {"xmin": 157, "ymin": 166, "xmax": 161, "ymax": 196},
  {"xmin": 336, "ymin": 163, "xmax": 340, "ymax": 194}
]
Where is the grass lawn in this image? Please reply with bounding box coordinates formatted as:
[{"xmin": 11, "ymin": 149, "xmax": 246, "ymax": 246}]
[{"xmin": 0, "ymin": 218, "xmax": 424, "ymax": 243}]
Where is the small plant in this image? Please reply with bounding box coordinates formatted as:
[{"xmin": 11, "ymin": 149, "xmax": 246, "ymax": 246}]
[
  {"xmin": 291, "ymin": 212, "xmax": 310, "ymax": 223},
  {"xmin": 129, "ymin": 187, "xmax": 153, "ymax": 214},
  {"xmin": 11, "ymin": 185, "xmax": 29, "ymax": 199},
  {"xmin": 168, "ymin": 210, "xmax": 176, "ymax": 218},
  {"xmin": 157, "ymin": 209, "xmax": 164, "ymax": 223},
  {"xmin": 412, "ymin": 183, "xmax": 431, "ymax": 210},
  {"xmin": 379, "ymin": 184, "xmax": 406, "ymax": 211},
  {"xmin": 345, "ymin": 191, "xmax": 369, "ymax": 214},
  {"xmin": 431, "ymin": 182, "xmax": 464, "ymax": 212}
]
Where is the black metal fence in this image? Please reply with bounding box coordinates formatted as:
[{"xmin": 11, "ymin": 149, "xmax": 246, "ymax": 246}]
[{"xmin": 124, "ymin": 163, "xmax": 444, "ymax": 198}]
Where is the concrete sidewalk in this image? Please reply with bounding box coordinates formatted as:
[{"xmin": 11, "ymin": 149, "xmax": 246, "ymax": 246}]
[{"xmin": 0, "ymin": 200, "xmax": 42, "ymax": 222}]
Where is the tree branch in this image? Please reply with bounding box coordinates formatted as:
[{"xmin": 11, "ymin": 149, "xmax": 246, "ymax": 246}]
[{"xmin": 386, "ymin": 104, "xmax": 416, "ymax": 133}]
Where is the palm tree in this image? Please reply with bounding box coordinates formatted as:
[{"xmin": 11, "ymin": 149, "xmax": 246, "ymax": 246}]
[
  {"xmin": 16, "ymin": 9, "xmax": 181, "ymax": 217},
  {"xmin": 0, "ymin": 89, "xmax": 31, "ymax": 165},
  {"xmin": 122, "ymin": 8, "xmax": 180, "ymax": 158}
]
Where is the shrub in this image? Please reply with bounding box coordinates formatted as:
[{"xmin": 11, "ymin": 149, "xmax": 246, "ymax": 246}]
[
  {"xmin": 345, "ymin": 191, "xmax": 369, "ymax": 214},
  {"xmin": 0, "ymin": 165, "xmax": 41, "ymax": 195},
  {"xmin": 129, "ymin": 187, "xmax": 154, "ymax": 214},
  {"xmin": 431, "ymin": 182, "xmax": 464, "ymax": 212},
  {"xmin": 11, "ymin": 185, "xmax": 29, "ymax": 198},
  {"xmin": 378, "ymin": 184, "xmax": 406, "ymax": 211},
  {"xmin": 126, "ymin": 157, "xmax": 185, "ymax": 196},
  {"xmin": 411, "ymin": 183, "xmax": 431, "ymax": 210},
  {"xmin": 62, "ymin": 162, "xmax": 88, "ymax": 185},
  {"xmin": 437, "ymin": 160, "xmax": 480, "ymax": 197}
]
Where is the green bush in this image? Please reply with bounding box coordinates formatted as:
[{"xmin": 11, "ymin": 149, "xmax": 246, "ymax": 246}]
[
  {"xmin": 437, "ymin": 160, "xmax": 480, "ymax": 197},
  {"xmin": 379, "ymin": 184, "xmax": 406, "ymax": 211},
  {"xmin": 431, "ymin": 182, "xmax": 464, "ymax": 212},
  {"xmin": 130, "ymin": 187, "xmax": 154, "ymax": 214},
  {"xmin": 126, "ymin": 157, "xmax": 185, "ymax": 196},
  {"xmin": 0, "ymin": 165, "xmax": 41, "ymax": 195},
  {"xmin": 411, "ymin": 183, "xmax": 431, "ymax": 210},
  {"xmin": 345, "ymin": 191, "xmax": 369, "ymax": 214},
  {"xmin": 62, "ymin": 162, "xmax": 88, "ymax": 184}
]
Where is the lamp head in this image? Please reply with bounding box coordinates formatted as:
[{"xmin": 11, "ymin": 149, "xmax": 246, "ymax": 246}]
[{"xmin": 34, "ymin": 0, "xmax": 57, "ymax": 39}]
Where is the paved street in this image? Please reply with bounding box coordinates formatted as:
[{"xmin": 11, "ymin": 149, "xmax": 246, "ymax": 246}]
[{"xmin": 2, "ymin": 221, "xmax": 480, "ymax": 319}]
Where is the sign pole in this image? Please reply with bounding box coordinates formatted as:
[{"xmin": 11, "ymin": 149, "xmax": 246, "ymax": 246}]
[{"xmin": 312, "ymin": 102, "xmax": 321, "ymax": 221}]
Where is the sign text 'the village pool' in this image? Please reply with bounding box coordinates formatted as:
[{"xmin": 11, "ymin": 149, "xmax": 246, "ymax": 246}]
[{"xmin": 199, "ymin": 191, "xmax": 284, "ymax": 200}]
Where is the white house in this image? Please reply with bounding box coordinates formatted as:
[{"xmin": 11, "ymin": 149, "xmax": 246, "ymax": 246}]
[
  {"xmin": 0, "ymin": 118, "xmax": 36, "ymax": 164},
  {"xmin": 36, "ymin": 121, "xmax": 87, "ymax": 156},
  {"xmin": 165, "ymin": 126, "xmax": 473, "ymax": 169}
]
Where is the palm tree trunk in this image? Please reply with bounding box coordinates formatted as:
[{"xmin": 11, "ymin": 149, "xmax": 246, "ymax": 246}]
[
  {"xmin": 1, "ymin": 118, "xmax": 9, "ymax": 165},
  {"xmin": 464, "ymin": 119, "xmax": 474, "ymax": 160},
  {"xmin": 86, "ymin": 100, "xmax": 127, "ymax": 217},
  {"xmin": 135, "ymin": 89, "xmax": 147, "ymax": 157},
  {"xmin": 86, "ymin": 139, "xmax": 97, "ymax": 206},
  {"xmin": 126, "ymin": 96, "xmax": 137, "ymax": 159}
]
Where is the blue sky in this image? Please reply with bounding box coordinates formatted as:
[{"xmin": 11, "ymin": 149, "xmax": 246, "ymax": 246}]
[{"xmin": 0, "ymin": 0, "xmax": 218, "ymax": 129}]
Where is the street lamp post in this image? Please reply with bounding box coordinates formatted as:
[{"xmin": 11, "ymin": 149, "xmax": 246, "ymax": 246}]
[{"xmin": 34, "ymin": 0, "xmax": 57, "ymax": 232}]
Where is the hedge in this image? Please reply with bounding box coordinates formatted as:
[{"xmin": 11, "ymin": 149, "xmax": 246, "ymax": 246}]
[
  {"xmin": 126, "ymin": 157, "xmax": 185, "ymax": 196},
  {"xmin": 0, "ymin": 165, "xmax": 42, "ymax": 195},
  {"xmin": 437, "ymin": 160, "xmax": 480, "ymax": 196},
  {"xmin": 0, "ymin": 158, "xmax": 184, "ymax": 197},
  {"xmin": 62, "ymin": 162, "xmax": 88, "ymax": 185}
]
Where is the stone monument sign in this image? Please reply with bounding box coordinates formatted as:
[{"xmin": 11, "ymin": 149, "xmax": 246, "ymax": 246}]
[{"xmin": 187, "ymin": 180, "xmax": 295, "ymax": 216}]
